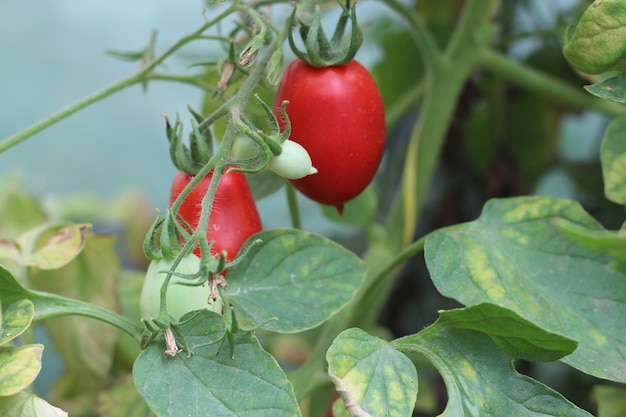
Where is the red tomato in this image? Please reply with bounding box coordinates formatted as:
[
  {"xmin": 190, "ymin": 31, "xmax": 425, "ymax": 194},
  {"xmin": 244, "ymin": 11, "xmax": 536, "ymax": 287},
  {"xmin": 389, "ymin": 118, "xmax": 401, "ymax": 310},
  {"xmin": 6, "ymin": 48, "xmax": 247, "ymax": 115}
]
[
  {"xmin": 169, "ymin": 169, "xmax": 262, "ymax": 261},
  {"xmin": 274, "ymin": 59, "xmax": 385, "ymax": 212}
]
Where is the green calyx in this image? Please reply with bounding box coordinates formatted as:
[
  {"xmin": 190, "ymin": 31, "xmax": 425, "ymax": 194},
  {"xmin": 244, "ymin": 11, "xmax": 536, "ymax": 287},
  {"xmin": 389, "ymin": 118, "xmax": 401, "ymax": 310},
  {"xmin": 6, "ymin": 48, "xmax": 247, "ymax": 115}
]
[
  {"xmin": 165, "ymin": 108, "xmax": 214, "ymax": 176},
  {"xmin": 230, "ymin": 94, "xmax": 291, "ymax": 174},
  {"xmin": 288, "ymin": 0, "xmax": 363, "ymax": 67}
]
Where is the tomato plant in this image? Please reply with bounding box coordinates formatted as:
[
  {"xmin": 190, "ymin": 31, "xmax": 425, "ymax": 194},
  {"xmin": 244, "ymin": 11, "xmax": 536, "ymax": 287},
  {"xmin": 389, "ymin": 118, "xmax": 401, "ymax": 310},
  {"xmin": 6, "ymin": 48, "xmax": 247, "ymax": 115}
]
[
  {"xmin": 169, "ymin": 169, "xmax": 262, "ymax": 261},
  {"xmin": 2, "ymin": 1, "xmax": 626, "ymax": 417},
  {"xmin": 274, "ymin": 59, "xmax": 385, "ymax": 212}
]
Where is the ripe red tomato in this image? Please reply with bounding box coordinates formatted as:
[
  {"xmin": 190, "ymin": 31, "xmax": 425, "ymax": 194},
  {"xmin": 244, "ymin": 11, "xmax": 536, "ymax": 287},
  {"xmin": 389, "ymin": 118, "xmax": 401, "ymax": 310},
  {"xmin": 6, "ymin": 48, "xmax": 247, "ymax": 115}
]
[
  {"xmin": 169, "ymin": 169, "xmax": 262, "ymax": 261},
  {"xmin": 274, "ymin": 59, "xmax": 385, "ymax": 212}
]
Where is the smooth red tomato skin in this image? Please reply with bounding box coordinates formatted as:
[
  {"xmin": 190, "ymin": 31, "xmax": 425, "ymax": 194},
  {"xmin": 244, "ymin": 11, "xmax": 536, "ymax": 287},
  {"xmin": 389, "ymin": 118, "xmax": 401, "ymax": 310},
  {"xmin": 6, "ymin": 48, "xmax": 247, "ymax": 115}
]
[
  {"xmin": 169, "ymin": 170, "xmax": 262, "ymax": 260},
  {"xmin": 274, "ymin": 59, "xmax": 386, "ymax": 207}
]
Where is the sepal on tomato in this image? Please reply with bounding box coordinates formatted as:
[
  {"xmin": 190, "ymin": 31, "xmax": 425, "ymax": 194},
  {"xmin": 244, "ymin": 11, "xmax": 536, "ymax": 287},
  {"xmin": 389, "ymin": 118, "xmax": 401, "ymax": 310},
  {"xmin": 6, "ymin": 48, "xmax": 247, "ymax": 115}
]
[
  {"xmin": 165, "ymin": 113, "xmax": 214, "ymax": 176},
  {"xmin": 230, "ymin": 95, "xmax": 292, "ymax": 174},
  {"xmin": 143, "ymin": 209, "xmax": 165, "ymax": 261},
  {"xmin": 287, "ymin": 0, "xmax": 362, "ymax": 67}
]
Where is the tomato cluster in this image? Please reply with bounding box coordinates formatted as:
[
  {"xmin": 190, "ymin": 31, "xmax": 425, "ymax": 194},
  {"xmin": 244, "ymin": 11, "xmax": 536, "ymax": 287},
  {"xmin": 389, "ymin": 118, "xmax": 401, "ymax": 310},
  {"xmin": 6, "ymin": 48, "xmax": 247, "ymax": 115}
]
[
  {"xmin": 274, "ymin": 59, "xmax": 386, "ymax": 212},
  {"xmin": 140, "ymin": 169, "xmax": 262, "ymax": 321}
]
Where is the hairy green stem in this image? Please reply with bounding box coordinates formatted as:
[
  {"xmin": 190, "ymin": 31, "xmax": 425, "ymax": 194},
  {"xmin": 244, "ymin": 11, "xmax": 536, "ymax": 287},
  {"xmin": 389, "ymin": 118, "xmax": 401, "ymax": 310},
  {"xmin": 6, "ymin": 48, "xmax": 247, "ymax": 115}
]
[
  {"xmin": 0, "ymin": 4, "xmax": 239, "ymax": 155},
  {"xmin": 148, "ymin": 73, "xmax": 215, "ymax": 93},
  {"xmin": 32, "ymin": 292, "xmax": 144, "ymax": 343}
]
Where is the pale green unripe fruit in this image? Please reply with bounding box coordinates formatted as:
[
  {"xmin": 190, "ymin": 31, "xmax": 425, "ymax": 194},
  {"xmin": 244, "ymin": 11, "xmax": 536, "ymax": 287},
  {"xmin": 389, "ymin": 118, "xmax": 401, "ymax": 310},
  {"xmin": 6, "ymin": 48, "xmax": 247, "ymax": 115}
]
[
  {"xmin": 268, "ymin": 140, "xmax": 318, "ymax": 179},
  {"xmin": 231, "ymin": 136, "xmax": 318, "ymax": 180},
  {"xmin": 140, "ymin": 254, "xmax": 222, "ymax": 321}
]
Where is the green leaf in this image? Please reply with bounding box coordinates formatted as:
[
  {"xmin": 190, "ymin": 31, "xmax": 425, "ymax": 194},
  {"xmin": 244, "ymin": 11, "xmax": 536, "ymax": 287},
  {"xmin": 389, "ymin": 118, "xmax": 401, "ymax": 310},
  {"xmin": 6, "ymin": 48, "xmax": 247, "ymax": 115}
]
[
  {"xmin": 133, "ymin": 310, "xmax": 301, "ymax": 417},
  {"xmin": 592, "ymin": 385, "xmax": 626, "ymax": 417},
  {"xmin": 600, "ymin": 117, "xmax": 626, "ymax": 205},
  {"xmin": 585, "ymin": 72, "xmax": 626, "ymax": 103},
  {"xmin": 326, "ymin": 328, "xmax": 417, "ymax": 417},
  {"xmin": 563, "ymin": 0, "xmax": 626, "ymax": 74},
  {"xmin": 0, "ymin": 391, "xmax": 67, "ymax": 417},
  {"xmin": 94, "ymin": 374, "xmax": 154, "ymax": 417},
  {"xmin": 555, "ymin": 217, "xmax": 626, "ymax": 262},
  {"xmin": 425, "ymin": 196, "xmax": 626, "ymax": 382},
  {"xmin": 0, "ymin": 344, "xmax": 44, "ymax": 396},
  {"xmin": 437, "ymin": 303, "xmax": 577, "ymax": 362},
  {"xmin": 227, "ymin": 229, "xmax": 367, "ymax": 333},
  {"xmin": 22, "ymin": 222, "xmax": 91, "ymax": 270},
  {"xmin": 393, "ymin": 323, "xmax": 593, "ymax": 417},
  {"xmin": 0, "ymin": 299, "xmax": 34, "ymax": 345}
]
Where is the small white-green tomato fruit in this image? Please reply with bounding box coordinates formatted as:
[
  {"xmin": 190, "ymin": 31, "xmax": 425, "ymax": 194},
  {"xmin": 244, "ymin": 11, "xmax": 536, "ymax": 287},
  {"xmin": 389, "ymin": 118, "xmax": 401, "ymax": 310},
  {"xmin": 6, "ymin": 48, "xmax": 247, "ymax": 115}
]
[
  {"xmin": 140, "ymin": 254, "xmax": 223, "ymax": 321},
  {"xmin": 269, "ymin": 140, "xmax": 318, "ymax": 179}
]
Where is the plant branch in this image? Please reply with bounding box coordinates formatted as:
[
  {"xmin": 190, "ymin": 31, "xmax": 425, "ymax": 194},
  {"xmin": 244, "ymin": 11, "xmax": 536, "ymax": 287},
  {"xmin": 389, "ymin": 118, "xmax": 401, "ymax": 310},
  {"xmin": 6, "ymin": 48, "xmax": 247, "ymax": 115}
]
[
  {"xmin": 477, "ymin": 48, "xmax": 626, "ymax": 117},
  {"xmin": 31, "ymin": 291, "xmax": 144, "ymax": 343},
  {"xmin": 0, "ymin": 4, "xmax": 239, "ymax": 155}
]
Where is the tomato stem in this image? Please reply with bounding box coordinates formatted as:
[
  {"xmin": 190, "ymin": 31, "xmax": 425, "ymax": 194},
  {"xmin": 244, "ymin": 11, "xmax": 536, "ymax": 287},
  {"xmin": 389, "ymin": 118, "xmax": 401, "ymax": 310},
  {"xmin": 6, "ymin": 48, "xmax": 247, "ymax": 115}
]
[
  {"xmin": 286, "ymin": 183, "xmax": 302, "ymax": 230},
  {"xmin": 0, "ymin": 3, "xmax": 240, "ymax": 154}
]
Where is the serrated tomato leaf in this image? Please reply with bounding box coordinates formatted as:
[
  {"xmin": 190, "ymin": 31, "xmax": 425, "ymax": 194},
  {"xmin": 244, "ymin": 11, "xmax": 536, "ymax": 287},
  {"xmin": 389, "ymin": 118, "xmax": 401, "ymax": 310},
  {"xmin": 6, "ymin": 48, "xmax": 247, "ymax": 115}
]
[
  {"xmin": 133, "ymin": 310, "xmax": 300, "ymax": 417},
  {"xmin": 326, "ymin": 328, "xmax": 417, "ymax": 417},
  {"xmin": 393, "ymin": 324, "xmax": 592, "ymax": 417},
  {"xmin": 425, "ymin": 196, "xmax": 626, "ymax": 382},
  {"xmin": 226, "ymin": 229, "xmax": 367, "ymax": 333}
]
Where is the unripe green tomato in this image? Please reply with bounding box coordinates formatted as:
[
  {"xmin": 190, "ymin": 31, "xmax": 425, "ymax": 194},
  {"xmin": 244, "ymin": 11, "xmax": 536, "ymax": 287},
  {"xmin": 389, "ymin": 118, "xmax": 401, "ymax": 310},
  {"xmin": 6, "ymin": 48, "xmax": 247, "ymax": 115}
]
[
  {"xmin": 231, "ymin": 136, "xmax": 317, "ymax": 180},
  {"xmin": 268, "ymin": 140, "xmax": 318, "ymax": 179},
  {"xmin": 140, "ymin": 254, "xmax": 222, "ymax": 321}
]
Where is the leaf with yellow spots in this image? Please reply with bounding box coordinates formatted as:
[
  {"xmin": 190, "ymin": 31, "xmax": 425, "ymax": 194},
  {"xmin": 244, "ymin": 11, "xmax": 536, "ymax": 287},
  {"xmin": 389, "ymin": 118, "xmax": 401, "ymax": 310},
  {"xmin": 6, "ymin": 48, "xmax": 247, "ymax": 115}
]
[
  {"xmin": 326, "ymin": 328, "xmax": 418, "ymax": 417},
  {"xmin": 227, "ymin": 229, "xmax": 367, "ymax": 333},
  {"xmin": 601, "ymin": 117, "xmax": 626, "ymax": 205},
  {"xmin": 425, "ymin": 196, "xmax": 626, "ymax": 382},
  {"xmin": 133, "ymin": 310, "xmax": 300, "ymax": 417},
  {"xmin": 393, "ymin": 323, "xmax": 593, "ymax": 417}
]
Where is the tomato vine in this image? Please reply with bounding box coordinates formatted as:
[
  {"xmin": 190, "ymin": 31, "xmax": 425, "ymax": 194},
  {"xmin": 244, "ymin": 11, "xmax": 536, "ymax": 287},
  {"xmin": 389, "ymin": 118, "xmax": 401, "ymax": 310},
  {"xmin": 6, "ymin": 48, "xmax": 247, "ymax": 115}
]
[{"xmin": 1, "ymin": 1, "xmax": 626, "ymax": 416}]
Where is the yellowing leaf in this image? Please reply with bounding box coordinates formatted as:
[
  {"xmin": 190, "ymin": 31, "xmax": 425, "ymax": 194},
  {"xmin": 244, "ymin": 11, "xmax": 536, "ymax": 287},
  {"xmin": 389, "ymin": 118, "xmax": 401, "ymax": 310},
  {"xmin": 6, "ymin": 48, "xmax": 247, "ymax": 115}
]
[
  {"xmin": 0, "ymin": 344, "xmax": 44, "ymax": 396},
  {"xmin": 22, "ymin": 223, "xmax": 92, "ymax": 270}
]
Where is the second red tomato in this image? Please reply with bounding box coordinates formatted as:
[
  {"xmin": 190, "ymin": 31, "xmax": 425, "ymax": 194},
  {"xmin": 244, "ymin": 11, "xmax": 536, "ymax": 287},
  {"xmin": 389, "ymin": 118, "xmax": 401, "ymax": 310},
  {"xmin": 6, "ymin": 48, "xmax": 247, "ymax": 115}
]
[
  {"xmin": 169, "ymin": 169, "xmax": 262, "ymax": 261},
  {"xmin": 274, "ymin": 59, "xmax": 386, "ymax": 211}
]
